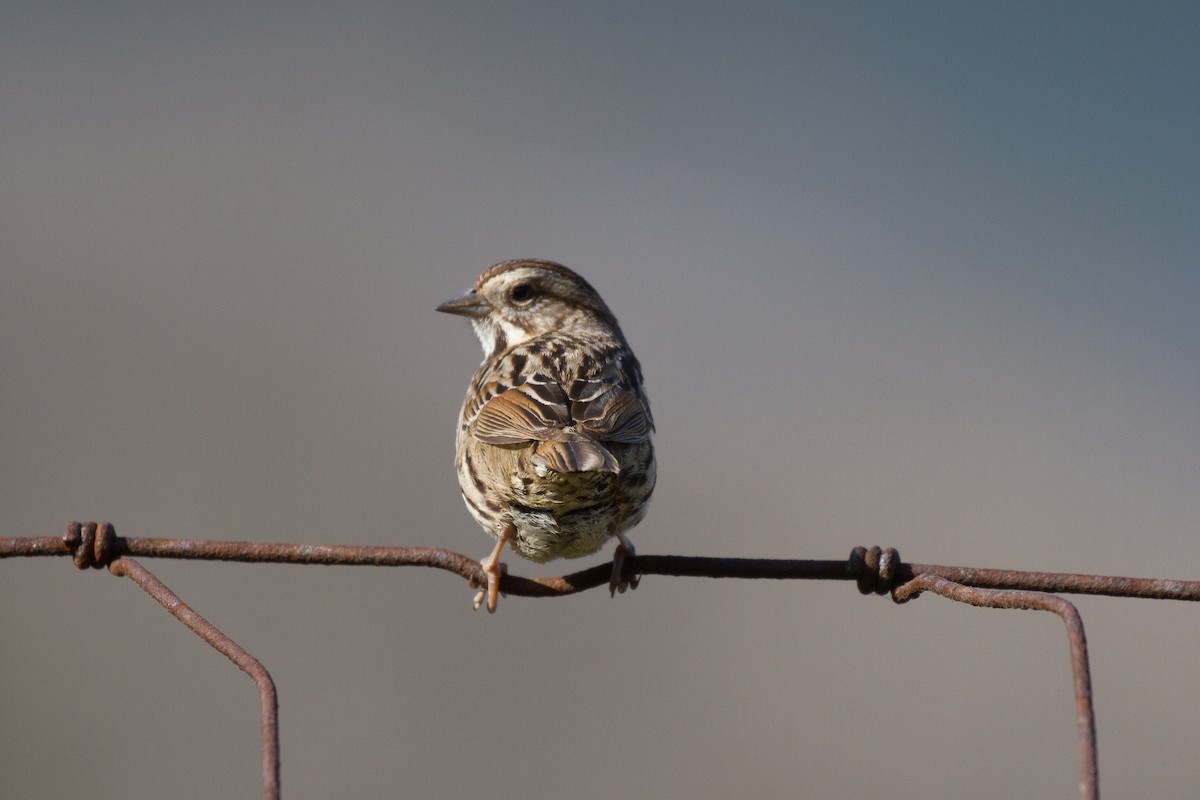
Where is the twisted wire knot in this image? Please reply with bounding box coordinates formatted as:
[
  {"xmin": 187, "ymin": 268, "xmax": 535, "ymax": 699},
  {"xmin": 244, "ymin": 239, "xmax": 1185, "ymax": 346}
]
[
  {"xmin": 64, "ymin": 521, "xmax": 118, "ymax": 569},
  {"xmin": 848, "ymin": 546, "xmax": 902, "ymax": 595}
]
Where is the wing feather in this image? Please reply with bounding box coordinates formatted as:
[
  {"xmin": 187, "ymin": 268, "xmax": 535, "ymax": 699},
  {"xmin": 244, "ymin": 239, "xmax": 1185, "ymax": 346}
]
[
  {"xmin": 572, "ymin": 387, "xmax": 651, "ymax": 444},
  {"xmin": 472, "ymin": 384, "xmax": 571, "ymax": 444}
]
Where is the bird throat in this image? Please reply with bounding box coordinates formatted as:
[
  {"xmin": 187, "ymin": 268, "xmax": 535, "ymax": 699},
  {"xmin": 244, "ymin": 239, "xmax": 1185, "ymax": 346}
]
[{"xmin": 472, "ymin": 317, "xmax": 541, "ymax": 361}]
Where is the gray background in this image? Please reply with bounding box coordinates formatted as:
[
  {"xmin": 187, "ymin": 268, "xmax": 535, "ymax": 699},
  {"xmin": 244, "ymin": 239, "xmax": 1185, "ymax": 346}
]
[{"xmin": 2, "ymin": 2, "xmax": 1198, "ymax": 798}]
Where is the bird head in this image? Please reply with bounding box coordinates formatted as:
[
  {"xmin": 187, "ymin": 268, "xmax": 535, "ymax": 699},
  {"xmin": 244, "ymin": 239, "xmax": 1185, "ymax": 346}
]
[{"xmin": 437, "ymin": 259, "xmax": 618, "ymax": 359}]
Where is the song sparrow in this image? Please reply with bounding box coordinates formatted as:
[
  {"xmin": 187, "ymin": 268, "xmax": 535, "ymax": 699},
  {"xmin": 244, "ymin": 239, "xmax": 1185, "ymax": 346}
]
[{"xmin": 437, "ymin": 260, "xmax": 656, "ymax": 612}]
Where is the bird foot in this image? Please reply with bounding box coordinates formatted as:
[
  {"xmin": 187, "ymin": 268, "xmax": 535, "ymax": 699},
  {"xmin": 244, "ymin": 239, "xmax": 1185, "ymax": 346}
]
[
  {"xmin": 472, "ymin": 561, "xmax": 507, "ymax": 613},
  {"xmin": 610, "ymin": 532, "xmax": 640, "ymax": 597},
  {"xmin": 474, "ymin": 526, "xmax": 514, "ymax": 613}
]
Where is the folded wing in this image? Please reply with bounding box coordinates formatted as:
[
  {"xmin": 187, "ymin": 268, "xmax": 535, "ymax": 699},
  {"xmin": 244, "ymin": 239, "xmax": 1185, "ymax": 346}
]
[{"xmin": 471, "ymin": 378, "xmax": 651, "ymax": 475}]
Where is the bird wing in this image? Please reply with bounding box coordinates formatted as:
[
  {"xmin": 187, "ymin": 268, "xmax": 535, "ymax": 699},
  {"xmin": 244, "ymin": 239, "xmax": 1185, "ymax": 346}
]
[
  {"xmin": 566, "ymin": 371, "xmax": 652, "ymax": 444},
  {"xmin": 471, "ymin": 383, "xmax": 571, "ymax": 444},
  {"xmin": 571, "ymin": 386, "xmax": 651, "ymax": 444}
]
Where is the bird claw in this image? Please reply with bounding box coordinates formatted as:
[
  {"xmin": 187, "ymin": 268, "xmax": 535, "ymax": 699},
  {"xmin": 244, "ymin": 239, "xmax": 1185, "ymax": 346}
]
[
  {"xmin": 473, "ymin": 561, "xmax": 507, "ymax": 613},
  {"xmin": 609, "ymin": 533, "xmax": 639, "ymax": 597},
  {"xmin": 473, "ymin": 527, "xmax": 513, "ymax": 613}
]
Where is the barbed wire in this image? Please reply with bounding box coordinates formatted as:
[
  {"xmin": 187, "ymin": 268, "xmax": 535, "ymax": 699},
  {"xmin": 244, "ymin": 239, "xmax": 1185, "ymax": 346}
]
[{"xmin": 5, "ymin": 522, "xmax": 1200, "ymax": 800}]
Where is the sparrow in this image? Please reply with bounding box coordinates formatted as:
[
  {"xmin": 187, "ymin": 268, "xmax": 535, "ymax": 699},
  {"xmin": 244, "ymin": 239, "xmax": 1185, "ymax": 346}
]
[{"xmin": 437, "ymin": 259, "xmax": 656, "ymax": 612}]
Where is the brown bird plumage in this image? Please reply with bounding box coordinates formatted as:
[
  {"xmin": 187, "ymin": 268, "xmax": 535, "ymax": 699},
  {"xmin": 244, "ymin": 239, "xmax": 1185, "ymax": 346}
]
[{"xmin": 437, "ymin": 260, "xmax": 656, "ymax": 611}]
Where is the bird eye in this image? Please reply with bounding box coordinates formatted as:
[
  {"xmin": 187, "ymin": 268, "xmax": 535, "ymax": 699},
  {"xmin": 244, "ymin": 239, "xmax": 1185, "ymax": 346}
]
[{"xmin": 510, "ymin": 283, "xmax": 535, "ymax": 304}]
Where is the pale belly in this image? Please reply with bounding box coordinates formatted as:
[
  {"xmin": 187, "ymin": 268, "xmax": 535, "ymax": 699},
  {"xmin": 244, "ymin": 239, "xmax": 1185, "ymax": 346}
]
[
  {"xmin": 508, "ymin": 502, "xmax": 619, "ymax": 562},
  {"xmin": 458, "ymin": 438, "xmax": 654, "ymax": 563}
]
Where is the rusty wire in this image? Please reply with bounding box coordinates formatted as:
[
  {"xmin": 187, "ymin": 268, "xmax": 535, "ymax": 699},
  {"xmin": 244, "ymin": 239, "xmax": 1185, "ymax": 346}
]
[
  {"xmin": 58, "ymin": 523, "xmax": 282, "ymax": 798},
  {"xmin": 9, "ymin": 533, "xmax": 1200, "ymax": 601},
  {"xmin": 893, "ymin": 574, "xmax": 1098, "ymax": 800},
  {"xmin": 5, "ymin": 528, "xmax": 1200, "ymax": 800}
]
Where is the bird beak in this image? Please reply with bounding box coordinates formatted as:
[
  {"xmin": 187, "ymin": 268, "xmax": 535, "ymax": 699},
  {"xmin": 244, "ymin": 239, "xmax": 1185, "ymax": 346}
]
[{"xmin": 436, "ymin": 288, "xmax": 491, "ymax": 319}]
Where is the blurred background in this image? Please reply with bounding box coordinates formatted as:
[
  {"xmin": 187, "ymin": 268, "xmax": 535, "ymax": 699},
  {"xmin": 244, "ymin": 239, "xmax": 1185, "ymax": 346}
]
[{"xmin": 2, "ymin": 2, "xmax": 1198, "ymax": 797}]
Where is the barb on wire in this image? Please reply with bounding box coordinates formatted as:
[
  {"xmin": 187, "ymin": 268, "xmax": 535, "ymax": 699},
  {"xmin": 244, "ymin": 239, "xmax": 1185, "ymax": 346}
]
[{"xmin": 4, "ymin": 524, "xmax": 1200, "ymax": 800}]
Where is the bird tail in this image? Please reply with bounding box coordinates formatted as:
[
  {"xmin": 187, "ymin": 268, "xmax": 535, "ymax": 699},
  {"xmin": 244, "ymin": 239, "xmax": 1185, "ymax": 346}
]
[{"xmin": 533, "ymin": 434, "xmax": 619, "ymax": 474}]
